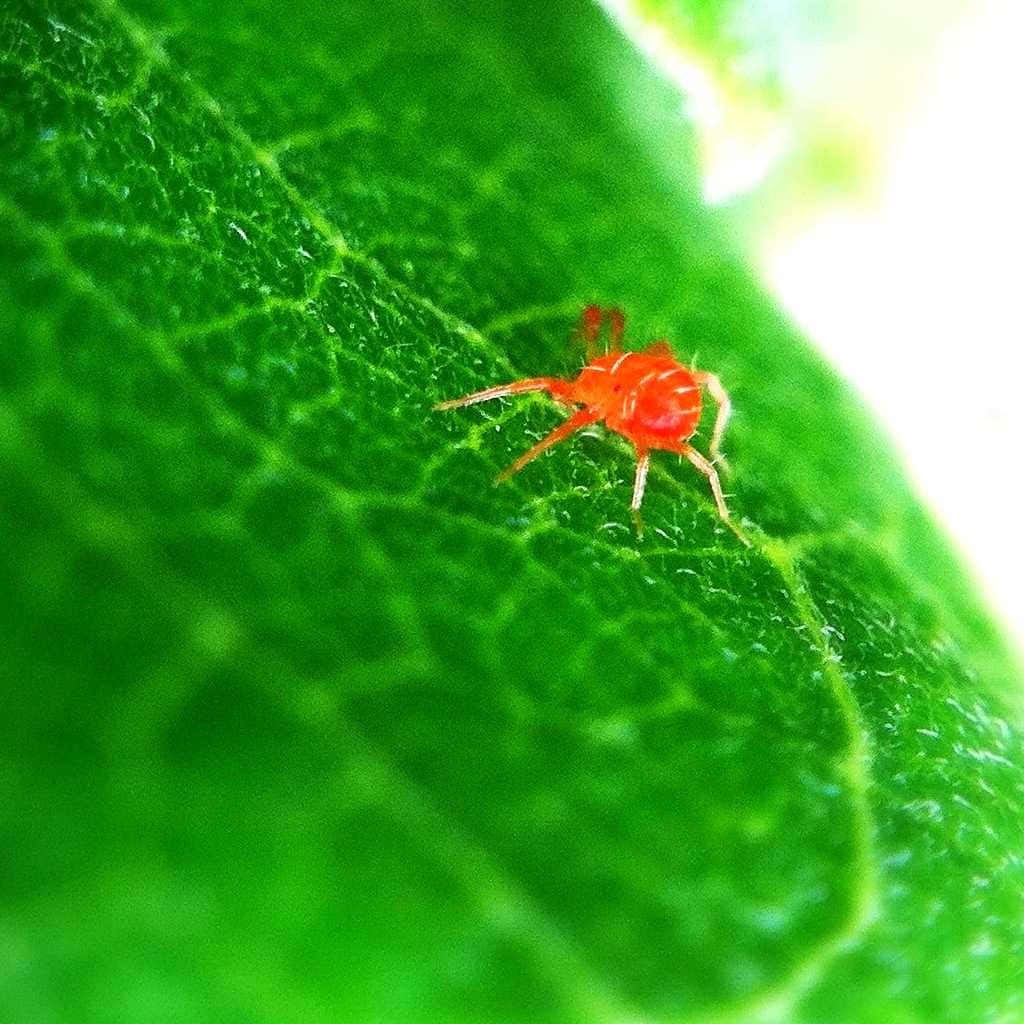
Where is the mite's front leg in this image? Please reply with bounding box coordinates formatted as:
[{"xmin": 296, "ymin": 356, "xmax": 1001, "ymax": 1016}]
[
  {"xmin": 578, "ymin": 305, "xmax": 602, "ymax": 361},
  {"xmin": 434, "ymin": 377, "xmax": 572, "ymax": 410},
  {"xmin": 495, "ymin": 408, "xmax": 600, "ymax": 483}
]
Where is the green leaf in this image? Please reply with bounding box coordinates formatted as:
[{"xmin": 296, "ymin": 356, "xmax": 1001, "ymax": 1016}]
[{"xmin": 1, "ymin": 2, "xmax": 1021, "ymax": 1022}]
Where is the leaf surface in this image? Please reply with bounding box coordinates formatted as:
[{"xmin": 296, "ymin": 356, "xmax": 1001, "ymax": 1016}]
[{"xmin": 1, "ymin": 2, "xmax": 1021, "ymax": 1022}]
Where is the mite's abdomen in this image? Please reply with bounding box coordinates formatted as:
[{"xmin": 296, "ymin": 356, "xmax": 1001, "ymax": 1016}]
[
  {"xmin": 579, "ymin": 352, "xmax": 701, "ymax": 448},
  {"xmin": 630, "ymin": 366, "xmax": 701, "ymax": 441}
]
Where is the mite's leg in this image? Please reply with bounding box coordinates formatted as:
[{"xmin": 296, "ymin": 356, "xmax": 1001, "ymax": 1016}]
[
  {"xmin": 579, "ymin": 305, "xmax": 602, "ymax": 360},
  {"xmin": 434, "ymin": 377, "xmax": 569, "ymax": 411},
  {"xmin": 607, "ymin": 308, "xmax": 625, "ymax": 353},
  {"xmin": 681, "ymin": 445, "xmax": 729, "ymax": 521},
  {"xmin": 681, "ymin": 445, "xmax": 751, "ymax": 546},
  {"xmin": 577, "ymin": 306, "xmax": 624, "ymax": 357},
  {"xmin": 496, "ymin": 408, "xmax": 599, "ymax": 483},
  {"xmin": 692, "ymin": 371, "xmax": 731, "ymax": 465},
  {"xmin": 630, "ymin": 446, "xmax": 650, "ymax": 537}
]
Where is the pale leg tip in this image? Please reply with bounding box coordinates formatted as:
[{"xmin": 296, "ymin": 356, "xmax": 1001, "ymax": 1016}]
[
  {"xmin": 631, "ymin": 508, "xmax": 646, "ymax": 540},
  {"xmin": 724, "ymin": 517, "xmax": 752, "ymax": 547}
]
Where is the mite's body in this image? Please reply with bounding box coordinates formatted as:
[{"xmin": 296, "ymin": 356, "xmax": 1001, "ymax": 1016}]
[
  {"xmin": 435, "ymin": 306, "xmax": 738, "ymax": 538},
  {"xmin": 572, "ymin": 348, "xmax": 703, "ymax": 449}
]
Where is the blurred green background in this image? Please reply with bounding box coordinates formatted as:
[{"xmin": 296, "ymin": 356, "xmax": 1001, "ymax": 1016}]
[{"xmin": 1, "ymin": 1, "xmax": 1021, "ymax": 1022}]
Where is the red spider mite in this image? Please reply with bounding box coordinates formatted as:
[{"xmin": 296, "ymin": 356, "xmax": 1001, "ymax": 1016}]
[{"xmin": 435, "ymin": 305, "xmax": 744, "ymax": 541}]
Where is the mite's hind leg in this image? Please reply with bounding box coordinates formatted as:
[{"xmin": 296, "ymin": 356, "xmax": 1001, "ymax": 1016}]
[
  {"xmin": 434, "ymin": 377, "xmax": 570, "ymax": 411},
  {"xmin": 496, "ymin": 408, "xmax": 599, "ymax": 483},
  {"xmin": 629, "ymin": 447, "xmax": 650, "ymax": 537},
  {"xmin": 681, "ymin": 445, "xmax": 729, "ymax": 520},
  {"xmin": 681, "ymin": 445, "xmax": 751, "ymax": 546},
  {"xmin": 692, "ymin": 371, "xmax": 731, "ymax": 467}
]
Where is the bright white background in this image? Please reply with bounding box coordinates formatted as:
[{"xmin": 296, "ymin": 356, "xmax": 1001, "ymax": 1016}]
[
  {"xmin": 761, "ymin": 0, "xmax": 1023, "ymax": 651},
  {"xmin": 604, "ymin": 0, "xmax": 1024, "ymax": 652}
]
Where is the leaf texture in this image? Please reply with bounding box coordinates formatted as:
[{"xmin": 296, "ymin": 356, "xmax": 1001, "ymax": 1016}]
[{"xmin": 1, "ymin": 2, "xmax": 1021, "ymax": 1022}]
